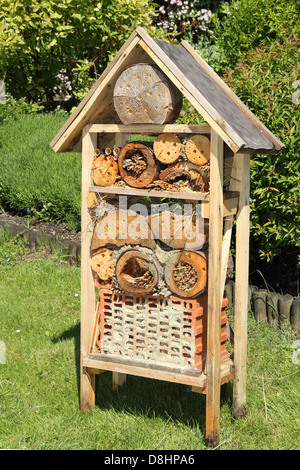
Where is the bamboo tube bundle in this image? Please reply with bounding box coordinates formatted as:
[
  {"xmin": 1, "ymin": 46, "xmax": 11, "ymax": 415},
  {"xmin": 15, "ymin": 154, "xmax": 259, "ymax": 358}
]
[
  {"xmin": 91, "ymin": 247, "xmax": 117, "ymax": 281},
  {"xmin": 115, "ymin": 248, "xmax": 161, "ymax": 294},
  {"xmin": 164, "ymin": 250, "xmax": 208, "ymax": 298},
  {"xmin": 92, "ymin": 150, "xmax": 119, "ymax": 186},
  {"xmin": 118, "ymin": 142, "xmax": 158, "ymax": 188}
]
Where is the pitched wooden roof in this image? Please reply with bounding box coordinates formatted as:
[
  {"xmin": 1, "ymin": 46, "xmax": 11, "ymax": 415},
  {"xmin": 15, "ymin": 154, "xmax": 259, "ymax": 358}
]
[{"xmin": 50, "ymin": 26, "xmax": 283, "ymax": 154}]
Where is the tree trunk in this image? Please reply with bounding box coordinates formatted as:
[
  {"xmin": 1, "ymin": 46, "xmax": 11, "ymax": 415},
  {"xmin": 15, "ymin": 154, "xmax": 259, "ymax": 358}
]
[{"xmin": 113, "ymin": 63, "xmax": 182, "ymax": 124}]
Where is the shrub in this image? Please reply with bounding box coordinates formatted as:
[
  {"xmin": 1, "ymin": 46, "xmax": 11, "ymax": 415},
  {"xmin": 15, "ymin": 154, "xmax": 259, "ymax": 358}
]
[
  {"xmin": 223, "ymin": 35, "xmax": 300, "ymax": 265},
  {"xmin": 0, "ymin": 93, "xmax": 43, "ymax": 124},
  {"xmin": 211, "ymin": 0, "xmax": 300, "ymax": 73},
  {"xmin": 0, "ymin": 0, "xmax": 165, "ymax": 106}
]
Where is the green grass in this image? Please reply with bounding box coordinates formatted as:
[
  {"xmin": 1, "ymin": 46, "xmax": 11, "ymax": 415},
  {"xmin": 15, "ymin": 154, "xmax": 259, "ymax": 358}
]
[
  {"xmin": 0, "ymin": 233, "xmax": 299, "ymax": 450},
  {"xmin": 0, "ymin": 112, "xmax": 81, "ymax": 231}
]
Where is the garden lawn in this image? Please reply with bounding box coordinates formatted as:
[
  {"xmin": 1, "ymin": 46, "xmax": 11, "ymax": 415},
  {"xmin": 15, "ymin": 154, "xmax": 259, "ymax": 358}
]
[
  {"xmin": 0, "ymin": 112, "xmax": 81, "ymax": 231},
  {"xmin": 0, "ymin": 234, "xmax": 299, "ymax": 450}
]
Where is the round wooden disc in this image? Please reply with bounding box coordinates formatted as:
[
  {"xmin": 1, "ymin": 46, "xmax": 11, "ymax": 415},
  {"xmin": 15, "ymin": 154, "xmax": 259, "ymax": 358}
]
[
  {"xmin": 185, "ymin": 135, "xmax": 210, "ymax": 166},
  {"xmin": 153, "ymin": 133, "xmax": 182, "ymax": 164},
  {"xmin": 164, "ymin": 250, "xmax": 207, "ymax": 298},
  {"xmin": 118, "ymin": 142, "xmax": 157, "ymax": 188},
  {"xmin": 113, "ymin": 63, "xmax": 182, "ymax": 124},
  {"xmin": 149, "ymin": 210, "xmax": 208, "ymax": 249},
  {"xmin": 91, "ymin": 248, "xmax": 117, "ymax": 281},
  {"xmin": 92, "ymin": 154, "xmax": 118, "ymax": 186},
  {"xmin": 115, "ymin": 249, "xmax": 158, "ymax": 294},
  {"xmin": 91, "ymin": 208, "xmax": 156, "ymax": 251}
]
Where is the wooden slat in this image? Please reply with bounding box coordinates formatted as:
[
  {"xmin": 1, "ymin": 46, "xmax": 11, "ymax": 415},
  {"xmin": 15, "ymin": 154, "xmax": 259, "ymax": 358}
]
[
  {"xmin": 89, "ymin": 185, "xmax": 239, "ymax": 203},
  {"xmin": 137, "ymin": 36, "xmax": 243, "ymax": 154},
  {"xmin": 88, "ymin": 123, "xmax": 211, "ymax": 135},
  {"xmin": 84, "ymin": 354, "xmax": 206, "ymax": 388},
  {"xmin": 201, "ymin": 197, "xmax": 238, "ymax": 218},
  {"xmin": 205, "ymin": 129, "xmax": 224, "ymax": 447},
  {"xmin": 80, "ymin": 126, "xmax": 98, "ymax": 412},
  {"xmin": 219, "ymin": 153, "xmax": 239, "ymax": 298},
  {"xmin": 231, "ymin": 153, "xmax": 250, "ymax": 418},
  {"xmin": 84, "ymin": 354, "xmax": 234, "ymax": 392},
  {"xmin": 51, "ymin": 36, "xmax": 150, "ymax": 153},
  {"xmin": 220, "ymin": 217, "xmax": 234, "ymax": 299}
]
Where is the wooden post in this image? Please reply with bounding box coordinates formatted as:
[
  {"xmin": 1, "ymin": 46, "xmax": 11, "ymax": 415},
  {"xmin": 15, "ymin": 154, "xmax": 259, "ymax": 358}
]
[
  {"xmin": 206, "ymin": 129, "xmax": 223, "ymax": 447},
  {"xmin": 80, "ymin": 125, "xmax": 97, "ymax": 411},
  {"xmin": 232, "ymin": 153, "xmax": 250, "ymax": 418},
  {"xmin": 112, "ymin": 131, "xmax": 128, "ymax": 391}
]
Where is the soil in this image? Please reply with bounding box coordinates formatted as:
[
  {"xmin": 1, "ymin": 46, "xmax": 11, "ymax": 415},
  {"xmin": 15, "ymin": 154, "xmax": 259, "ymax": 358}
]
[{"xmin": 0, "ymin": 210, "xmax": 81, "ymax": 245}]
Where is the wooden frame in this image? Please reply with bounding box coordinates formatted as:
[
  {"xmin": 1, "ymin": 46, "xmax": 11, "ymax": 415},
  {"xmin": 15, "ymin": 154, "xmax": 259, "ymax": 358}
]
[{"xmin": 79, "ymin": 123, "xmax": 250, "ymax": 447}]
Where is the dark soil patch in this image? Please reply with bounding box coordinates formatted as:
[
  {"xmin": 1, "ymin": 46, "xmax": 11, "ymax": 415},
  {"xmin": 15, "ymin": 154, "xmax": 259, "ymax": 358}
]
[{"xmin": 0, "ymin": 210, "xmax": 80, "ymax": 244}]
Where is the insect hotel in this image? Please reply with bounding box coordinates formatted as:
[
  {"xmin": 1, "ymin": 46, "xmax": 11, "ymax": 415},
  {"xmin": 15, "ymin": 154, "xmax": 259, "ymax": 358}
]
[{"xmin": 50, "ymin": 27, "xmax": 283, "ymax": 446}]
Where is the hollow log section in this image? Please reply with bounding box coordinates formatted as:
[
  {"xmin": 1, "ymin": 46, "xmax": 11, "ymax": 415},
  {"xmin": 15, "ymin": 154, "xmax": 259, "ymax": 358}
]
[
  {"xmin": 113, "ymin": 63, "xmax": 183, "ymax": 125},
  {"xmin": 115, "ymin": 248, "xmax": 159, "ymax": 294},
  {"xmin": 118, "ymin": 142, "xmax": 157, "ymax": 188},
  {"xmin": 159, "ymin": 161, "xmax": 208, "ymax": 192},
  {"xmin": 164, "ymin": 250, "xmax": 208, "ymax": 298}
]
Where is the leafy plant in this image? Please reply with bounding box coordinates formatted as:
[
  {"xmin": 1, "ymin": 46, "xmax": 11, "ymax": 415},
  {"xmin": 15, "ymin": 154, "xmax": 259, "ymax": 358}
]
[
  {"xmin": 0, "ymin": 0, "xmax": 165, "ymax": 106},
  {"xmin": 0, "ymin": 93, "xmax": 43, "ymax": 124},
  {"xmin": 223, "ymin": 35, "xmax": 300, "ymax": 264},
  {"xmin": 211, "ymin": 0, "xmax": 300, "ymax": 73}
]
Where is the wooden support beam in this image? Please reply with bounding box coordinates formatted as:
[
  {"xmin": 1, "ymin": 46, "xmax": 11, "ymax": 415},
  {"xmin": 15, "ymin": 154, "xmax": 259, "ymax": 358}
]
[
  {"xmin": 232, "ymin": 153, "xmax": 250, "ymax": 418},
  {"xmin": 206, "ymin": 129, "xmax": 223, "ymax": 447},
  {"xmin": 220, "ymin": 216, "xmax": 234, "ymax": 299},
  {"xmin": 80, "ymin": 126, "xmax": 97, "ymax": 411},
  {"xmin": 112, "ymin": 373, "xmax": 127, "ymax": 391}
]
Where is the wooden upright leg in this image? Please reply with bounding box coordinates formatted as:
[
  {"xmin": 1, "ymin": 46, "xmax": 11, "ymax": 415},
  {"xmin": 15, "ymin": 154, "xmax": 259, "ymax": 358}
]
[
  {"xmin": 206, "ymin": 129, "xmax": 223, "ymax": 447},
  {"xmin": 232, "ymin": 153, "xmax": 250, "ymax": 418},
  {"xmin": 111, "ymin": 131, "xmax": 128, "ymax": 392},
  {"xmin": 80, "ymin": 126, "xmax": 97, "ymax": 411}
]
